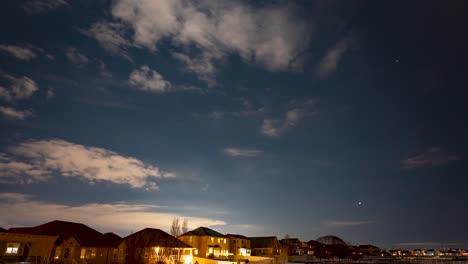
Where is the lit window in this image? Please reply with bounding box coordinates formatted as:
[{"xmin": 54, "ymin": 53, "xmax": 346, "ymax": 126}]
[
  {"xmin": 209, "ymin": 248, "xmax": 213, "ymax": 254},
  {"xmin": 54, "ymin": 247, "xmax": 62, "ymax": 259},
  {"xmin": 194, "ymin": 249, "xmax": 198, "ymax": 255},
  {"xmin": 189, "ymin": 236, "xmax": 193, "ymax": 242},
  {"xmin": 217, "ymin": 238, "xmax": 220, "ymax": 243},
  {"xmin": 211, "ymin": 237, "xmax": 214, "ymax": 242},
  {"xmin": 224, "ymin": 239, "xmax": 226, "ymax": 244},
  {"xmin": 6, "ymin": 243, "xmax": 20, "ymax": 254}
]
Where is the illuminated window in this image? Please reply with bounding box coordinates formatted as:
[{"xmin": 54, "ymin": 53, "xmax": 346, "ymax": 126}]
[
  {"xmin": 80, "ymin": 248, "xmax": 97, "ymax": 259},
  {"xmin": 6, "ymin": 243, "xmax": 20, "ymax": 254},
  {"xmin": 54, "ymin": 247, "xmax": 62, "ymax": 259},
  {"xmin": 194, "ymin": 249, "xmax": 198, "ymax": 255},
  {"xmin": 224, "ymin": 239, "xmax": 226, "ymax": 244},
  {"xmin": 189, "ymin": 236, "xmax": 193, "ymax": 242},
  {"xmin": 217, "ymin": 238, "xmax": 220, "ymax": 243},
  {"xmin": 211, "ymin": 237, "xmax": 214, "ymax": 242},
  {"xmin": 209, "ymin": 248, "xmax": 213, "ymax": 254}
]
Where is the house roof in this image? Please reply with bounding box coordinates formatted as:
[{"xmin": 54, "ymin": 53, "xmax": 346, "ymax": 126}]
[
  {"xmin": 249, "ymin": 237, "xmax": 279, "ymax": 248},
  {"xmin": 281, "ymin": 238, "xmax": 302, "ymax": 245},
  {"xmin": 226, "ymin": 234, "xmax": 248, "ymax": 239},
  {"xmin": 125, "ymin": 228, "xmax": 192, "ymax": 248},
  {"xmin": 8, "ymin": 220, "xmax": 120, "ymax": 247},
  {"xmin": 180, "ymin": 227, "xmax": 224, "ymax": 237}
]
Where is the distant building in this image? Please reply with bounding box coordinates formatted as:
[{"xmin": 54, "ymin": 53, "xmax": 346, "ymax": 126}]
[
  {"xmin": 3, "ymin": 220, "xmax": 125, "ymax": 264},
  {"xmin": 178, "ymin": 227, "xmax": 229, "ymax": 258},
  {"xmin": 226, "ymin": 234, "xmax": 251, "ymax": 257},
  {"xmin": 280, "ymin": 238, "xmax": 303, "ymax": 255},
  {"xmin": 357, "ymin": 245, "xmax": 382, "ymax": 256},
  {"xmin": 249, "ymin": 237, "xmax": 281, "ymax": 256},
  {"xmin": 124, "ymin": 228, "xmax": 193, "ymax": 264}
]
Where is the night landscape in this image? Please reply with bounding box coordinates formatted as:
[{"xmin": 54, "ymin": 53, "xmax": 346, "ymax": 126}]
[{"xmin": 1, "ymin": 1, "xmax": 467, "ymax": 264}]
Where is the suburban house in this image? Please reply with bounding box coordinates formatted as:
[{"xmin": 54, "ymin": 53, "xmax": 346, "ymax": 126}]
[
  {"xmin": 225, "ymin": 234, "xmax": 251, "ymax": 257},
  {"xmin": 178, "ymin": 227, "xmax": 229, "ymax": 259},
  {"xmin": 124, "ymin": 228, "xmax": 193, "ymax": 264},
  {"xmin": 0, "ymin": 230, "xmax": 59, "ymax": 264},
  {"xmin": 5, "ymin": 220, "xmax": 125, "ymax": 264},
  {"xmin": 249, "ymin": 237, "xmax": 281, "ymax": 256},
  {"xmin": 280, "ymin": 238, "xmax": 303, "ymax": 255}
]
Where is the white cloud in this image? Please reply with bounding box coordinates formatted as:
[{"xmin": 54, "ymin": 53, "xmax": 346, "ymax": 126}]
[
  {"xmin": 129, "ymin": 65, "xmax": 172, "ymax": 92},
  {"xmin": 224, "ymin": 147, "xmax": 262, "ymax": 157},
  {"xmin": 0, "ymin": 74, "xmax": 39, "ymax": 102},
  {"xmin": 65, "ymin": 48, "xmax": 89, "ymax": 64},
  {"xmin": 87, "ymin": 0, "xmax": 310, "ymax": 85},
  {"xmin": 0, "ymin": 45, "xmax": 37, "ymax": 60},
  {"xmin": 0, "ymin": 193, "xmax": 226, "ymax": 234},
  {"xmin": 0, "ymin": 107, "xmax": 33, "ymax": 120},
  {"xmin": 402, "ymin": 148, "xmax": 462, "ymax": 169},
  {"xmin": 0, "ymin": 139, "xmax": 174, "ymax": 190},
  {"xmin": 316, "ymin": 38, "xmax": 350, "ymax": 77},
  {"xmin": 81, "ymin": 22, "xmax": 132, "ymax": 60},
  {"xmin": 22, "ymin": 0, "xmax": 69, "ymax": 14},
  {"xmin": 325, "ymin": 220, "xmax": 374, "ymax": 227},
  {"xmin": 260, "ymin": 108, "xmax": 302, "ymax": 137}
]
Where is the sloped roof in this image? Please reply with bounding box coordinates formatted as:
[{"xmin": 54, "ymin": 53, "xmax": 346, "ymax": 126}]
[
  {"xmin": 249, "ymin": 237, "xmax": 279, "ymax": 248},
  {"xmin": 125, "ymin": 228, "xmax": 192, "ymax": 248},
  {"xmin": 8, "ymin": 220, "xmax": 120, "ymax": 247},
  {"xmin": 181, "ymin": 227, "xmax": 224, "ymax": 237},
  {"xmin": 104, "ymin": 232, "xmax": 124, "ymax": 247},
  {"xmin": 226, "ymin": 234, "xmax": 248, "ymax": 239}
]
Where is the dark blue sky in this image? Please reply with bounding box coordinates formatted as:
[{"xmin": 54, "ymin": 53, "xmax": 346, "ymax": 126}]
[{"xmin": 1, "ymin": 0, "xmax": 467, "ymax": 249}]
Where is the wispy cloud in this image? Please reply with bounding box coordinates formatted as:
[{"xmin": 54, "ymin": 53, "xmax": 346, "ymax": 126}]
[
  {"xmin": 0, "ymin": 45, "xmax": 37, "ymax": 60},
  {"xmin": 402, "ymin": 148, "xmax": 462, "ymax": 169},
  {"xmin": 0, "ymin": 107, "xmax": 33, "ymax": 120},
  {"xmin": 129, "ymin": 66, "xmax": 172, "ymax": 93},
  {"xmin": 0, "ymin": 74, "xmax": 39, "ymax": 102},
  {"xmin": 224, "ymin": 147, "xmax": 263, "ymax": 157},
  {"xmin": 22, "ymin": 0, "xmax": 69, "ymax": 14},
  {"xmin": 65, "ymin": 47, "xmax": 89, "ymax": 65},
  {"xmin": 325, "ymin": 220, "xmax": 374, "ymax": 227},
  {"xmin": 80, "ymin": 21, "xmax": 132, "ymax": 61},
  {"xmin": 261, "ymin": 108, "xmax": 302, "ymax": 137},
  {"xmin": 86, "ymin": 0, "xmax": 311, "ymax": 85},
  {"xmin": 0, "ymin": 193, "xmax": 226, "ymax": 235},
  {"xmin": 316, "ymin": 37, "xmax": 351, "ymax": 77},
  {"xmin": 0, "ymin": 139, "xmax": 174, "ymax": 190}
]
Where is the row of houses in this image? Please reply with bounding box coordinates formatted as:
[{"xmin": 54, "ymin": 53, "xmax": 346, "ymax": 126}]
[{"xmin": 0, "ymin": 220, "xmax": 287, "ymax": 264}]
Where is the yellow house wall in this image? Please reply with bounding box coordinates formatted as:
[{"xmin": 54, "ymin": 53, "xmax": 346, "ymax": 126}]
[
  {"xmin": 179, "ymin": 236, "xmax": 229, "ymax": 258},
  {"xmin": 0, "ymin": 232, "xmax": 58, "ymax": 263}
]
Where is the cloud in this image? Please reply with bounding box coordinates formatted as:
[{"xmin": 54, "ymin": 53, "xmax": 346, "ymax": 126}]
[
  {"xmin": 22, "ymin": 0, "xmax": 69, "ymax": 14},
  {"xmin": 65, "ymin": 47, "xmax": 89, "ymax": 64},
  {"xmin": 325, "ymin": 220, "xmax": 374, "ymax": 227},
  {"xmin": 0, "ymin": 45, "xmax": 37, "ymax": 60},
  {"xmin": 129, "ymin": 65, "xmax": 172, "ymax": 93},
  {"xmin": 261, "ymin": 108, "xmax": 302, "ymax": 137},
  {"xmin": 316, "ymin": 38, "xmax": 350, "ymax": 77},
  {"xmin": 402, "ymin": 148, "xmax": 462, "ymax": 169},
  {"xmin": 224, "ymin": 147, "xmax": 262, "ymax": 157},
  {"xmin": 81, "ymin": 22, "xmax": 132, "ymax": 60},
  {"xmin": 86, "ymin": 0, "xmax": 310, "ymax": 85},
  {"xmin": 0, "ymin": 107, "xmax": 33, "ymax": 120},
  {"xmin": 0, "ymin": 74, "xmax": 39, "ymax": 102},
  {"xmin": 0, "ymin": 193, "xmax": 226, "ymax": 234},
  {"xmin": 0, "ymin": 139, "xmax": 174, "ymax": 190}
]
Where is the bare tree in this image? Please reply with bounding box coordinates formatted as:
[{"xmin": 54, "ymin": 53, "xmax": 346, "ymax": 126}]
[
  {"xmin": 182, "ymin": 219, "xmax": 188, "ymax": 234},
  {"xmin": 170, "ymin": 217, "xmax": 181, "ymax": 237}
]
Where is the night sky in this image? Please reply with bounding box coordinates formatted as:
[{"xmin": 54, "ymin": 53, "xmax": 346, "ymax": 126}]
[{"xmin": 1, "ymin": 0, "xmax": 467, "ymax": 250}]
